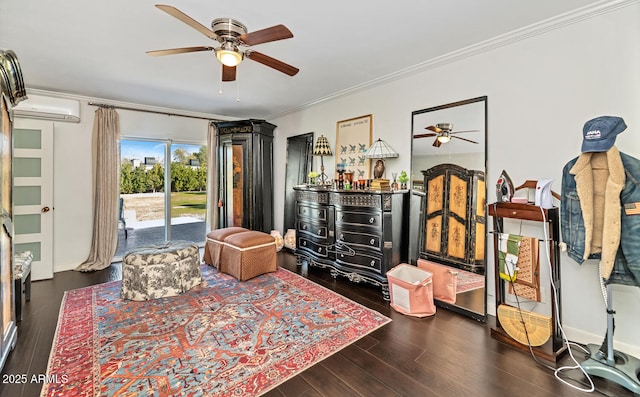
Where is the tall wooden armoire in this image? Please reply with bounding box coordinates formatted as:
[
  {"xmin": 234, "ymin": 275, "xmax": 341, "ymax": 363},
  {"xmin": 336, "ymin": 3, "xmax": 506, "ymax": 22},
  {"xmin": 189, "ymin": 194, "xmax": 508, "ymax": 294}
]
[
  {"xmin": 420, "ymin": 163, "xmax": 485, "ymax": 272},
  {"xmin": 215, "ymin": 119, "xmax": 275, "ymax": 233},
  {"xmin": 0, "ymin": 48, "xmax": 26, "ymax": 371}
]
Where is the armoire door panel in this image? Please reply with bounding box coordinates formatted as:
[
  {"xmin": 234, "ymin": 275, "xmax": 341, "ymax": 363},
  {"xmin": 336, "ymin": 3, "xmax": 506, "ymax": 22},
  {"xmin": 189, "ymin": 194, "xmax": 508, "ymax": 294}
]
[
  {"xmin": 426, "ymin": 174, "xmax": 444, "ymax": 215},
  {"xmin": 425, "ymin": 215, "xmax": 442, "ymax": 253},
  {"xmin": 447, "ymin": 216, "xmax": 467, "ymax": 259},
  {"xmin": 448, "ymin": 174, "xmax": 468, "ymax": 220}
]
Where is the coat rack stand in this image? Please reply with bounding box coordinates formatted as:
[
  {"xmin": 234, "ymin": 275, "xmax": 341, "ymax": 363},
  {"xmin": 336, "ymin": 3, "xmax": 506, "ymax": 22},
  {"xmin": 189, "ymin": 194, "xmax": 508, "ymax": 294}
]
[{"xmin": 580, "ymin": 283, "xmax": 640, "ymax": 393}]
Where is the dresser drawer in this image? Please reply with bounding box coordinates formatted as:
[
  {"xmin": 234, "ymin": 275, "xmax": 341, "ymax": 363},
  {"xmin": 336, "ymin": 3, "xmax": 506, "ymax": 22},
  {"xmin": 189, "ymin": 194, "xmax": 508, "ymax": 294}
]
[
  {"xmin": 335, "ymin": 210, "xmax": 382, "ymax": 228},
  {"xmin": 298, "ymin": 237, "xmax": 331, "ymax": 258},
  {"xmin": 297, "ymin": 204, "xmax": 329, "ymax": 222},
  {"xmin": 298, "ymin": 220, "xmax": 331, "ymax": 241},
  {"xmin": 335, "ymin": 249, "xmax": 382, "ymax": 274},
  {"xmin": 336, "ymin": 228, "xmax": 381, "ymax": 251}
]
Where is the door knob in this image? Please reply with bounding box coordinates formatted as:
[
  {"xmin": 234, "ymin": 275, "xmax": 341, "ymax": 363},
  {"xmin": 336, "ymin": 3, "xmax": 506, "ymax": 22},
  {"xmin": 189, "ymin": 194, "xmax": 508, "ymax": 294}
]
[{"xmin": 41, "ymin": 206, "xmax": 51, "ymax": 213}]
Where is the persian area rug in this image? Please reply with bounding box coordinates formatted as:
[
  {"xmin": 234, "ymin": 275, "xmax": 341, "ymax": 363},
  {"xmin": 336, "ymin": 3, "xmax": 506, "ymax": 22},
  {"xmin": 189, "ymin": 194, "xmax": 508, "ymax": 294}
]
[
  {"xmin": 41, "ymin": 265, "xmax": 390, "ymax": 397},
  {"xmin": 456, "ymin": 268, "xmax": 485, "ymax": 294}
]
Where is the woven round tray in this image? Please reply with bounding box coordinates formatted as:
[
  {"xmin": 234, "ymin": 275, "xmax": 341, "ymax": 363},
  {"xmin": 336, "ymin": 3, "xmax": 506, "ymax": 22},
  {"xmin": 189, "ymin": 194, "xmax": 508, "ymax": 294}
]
[{"xmin": 497, "ymin": 304, "xmax": 552, "ymax": 347}]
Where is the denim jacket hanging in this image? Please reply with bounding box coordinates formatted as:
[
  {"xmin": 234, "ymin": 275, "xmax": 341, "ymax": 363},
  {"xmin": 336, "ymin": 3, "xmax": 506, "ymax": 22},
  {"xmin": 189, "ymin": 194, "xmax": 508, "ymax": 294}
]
[{"xmin": 561, "ymin": 146, "xmax": 640, "ymax": 286}]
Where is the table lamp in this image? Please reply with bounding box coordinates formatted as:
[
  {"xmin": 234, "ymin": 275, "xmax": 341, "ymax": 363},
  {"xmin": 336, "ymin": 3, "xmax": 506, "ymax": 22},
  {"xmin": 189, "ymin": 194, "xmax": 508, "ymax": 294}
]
[
  {"xmin": 364, "ymin": 138, "xmax": 398, "ymax": 190},
  {"xmin": 313, "ymin": 135, "xmax": 332, "ymax": 185}
]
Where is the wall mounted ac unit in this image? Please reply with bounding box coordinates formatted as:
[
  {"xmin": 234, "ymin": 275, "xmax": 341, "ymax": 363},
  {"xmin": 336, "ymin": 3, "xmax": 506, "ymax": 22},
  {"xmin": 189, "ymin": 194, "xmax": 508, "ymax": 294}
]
[{"xmin": 12, "ymin": 94, "xmax": 80, "ymax": 123}]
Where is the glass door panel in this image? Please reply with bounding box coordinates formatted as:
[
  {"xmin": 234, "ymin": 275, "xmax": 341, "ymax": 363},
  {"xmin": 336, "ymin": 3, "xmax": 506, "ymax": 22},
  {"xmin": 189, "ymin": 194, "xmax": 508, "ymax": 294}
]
[
  {"xmin": 169, "ymin": 143, "xmax": 206, "ymax": 244},
  {"xmin": 116, "ymin": 139, "xmax": 167, "ymax": 258}
]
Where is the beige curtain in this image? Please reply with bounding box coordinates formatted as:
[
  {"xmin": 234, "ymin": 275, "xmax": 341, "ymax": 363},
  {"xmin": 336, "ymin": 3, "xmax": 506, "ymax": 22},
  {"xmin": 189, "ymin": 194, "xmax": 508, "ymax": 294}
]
[
  {"xmin": 205, "ymin": 122, "xmax": 219, "ymax": 232},
  {"xmin": 76, "ymin": 107, "xmax": 121, "ymax": 271}
]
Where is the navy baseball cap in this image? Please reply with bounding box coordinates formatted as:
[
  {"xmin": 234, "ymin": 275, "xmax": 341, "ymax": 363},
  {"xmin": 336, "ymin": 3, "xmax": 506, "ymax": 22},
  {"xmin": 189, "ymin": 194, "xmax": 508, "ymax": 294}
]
[{"xmin": 581, "ymin": 116, "xmax": 627, "ymax": 153}]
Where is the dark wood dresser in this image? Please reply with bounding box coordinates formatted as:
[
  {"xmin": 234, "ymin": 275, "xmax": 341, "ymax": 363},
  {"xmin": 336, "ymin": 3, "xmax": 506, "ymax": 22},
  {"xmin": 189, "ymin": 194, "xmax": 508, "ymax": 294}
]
[{"xmin": 293, "ymin": 186, "xmax": 408, "ymax": 300}]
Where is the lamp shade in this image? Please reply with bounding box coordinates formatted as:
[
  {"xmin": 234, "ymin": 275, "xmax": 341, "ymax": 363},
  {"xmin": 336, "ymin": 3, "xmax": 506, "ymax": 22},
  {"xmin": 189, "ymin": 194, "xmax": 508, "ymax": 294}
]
[
  {"xmin": 364, "ymin": 138, "xmax": 399, "ymax": 159},
  {"xmin": 313, "ymin": 135, "xmax": 332, "ymax": 156}
]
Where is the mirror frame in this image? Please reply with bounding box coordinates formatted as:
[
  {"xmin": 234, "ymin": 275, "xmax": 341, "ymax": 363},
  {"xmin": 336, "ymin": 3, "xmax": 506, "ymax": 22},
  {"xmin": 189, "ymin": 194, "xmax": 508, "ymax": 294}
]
[
  {"xmin": 283, "ymin": 132, "xmax": 314, "ymax": 232},
  {"xmin": 410, "ymin": 96, "xmax": 488, "ymax": 322}
]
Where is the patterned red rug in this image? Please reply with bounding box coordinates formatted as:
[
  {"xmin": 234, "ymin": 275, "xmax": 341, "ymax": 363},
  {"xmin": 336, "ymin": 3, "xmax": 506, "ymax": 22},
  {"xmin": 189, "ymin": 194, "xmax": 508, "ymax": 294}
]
[
  {"xmin": 41, "ymin": 265, "xmax": 390, "ymax": 397},
  {"xmin": 456, "ymin": 267, "xmax": 485, "ymax": 294}
]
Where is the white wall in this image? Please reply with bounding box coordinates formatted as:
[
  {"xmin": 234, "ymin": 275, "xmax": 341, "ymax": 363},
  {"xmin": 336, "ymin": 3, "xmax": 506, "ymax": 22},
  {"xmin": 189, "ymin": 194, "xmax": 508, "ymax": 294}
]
[
  {"xmin": 48, "ymin": 97, "xmax": 212, "ymax": 273},
  {"xmin": 271, "ymin": 4, "xmax": 640, "ymax": 353}
]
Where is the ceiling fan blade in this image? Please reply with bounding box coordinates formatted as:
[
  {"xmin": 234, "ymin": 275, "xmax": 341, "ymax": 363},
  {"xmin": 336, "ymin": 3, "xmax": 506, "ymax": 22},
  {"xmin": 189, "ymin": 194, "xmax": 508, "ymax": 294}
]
[
  {"xmin": 413, "ymin": 133, "xmax": 438, "ymax": 139},
  {"xmin": 452, "ymin": 136, "xmax": 479, "ymax": 144},
  {"xmin": 425, "ymin": 125, "xmax": 442, "ymax": 133},
  {"xmin": 449, "ymin": 129, "xmax": 479, "ymax": 135},
  {"xmin": 222, "ymin": 65, "xmax": 236, "ymax": 81},
  {"xmin": 146, "ymin": 46, "xmax": 213, "ymax": 56},
  {"xmin": 155, "ymin": 4, "xmax": 218, "ymax": 40},
  {"xmin": 432, "ymin": 138, "xmax": 442, "ymax": 148},
  {"xmin": 246, "ymin": 51, "xmax": 299, "ymax": 76},
  {"xmin": 239, "ymin": 24, "xmax": 293, "ymax": 46}
]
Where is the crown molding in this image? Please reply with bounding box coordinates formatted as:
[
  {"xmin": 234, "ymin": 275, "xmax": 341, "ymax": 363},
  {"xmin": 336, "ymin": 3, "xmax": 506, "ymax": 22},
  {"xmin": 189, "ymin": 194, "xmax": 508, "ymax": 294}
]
[{"xmin": 269, "ymin": 0, "xmax": 638, "ymax": 119}]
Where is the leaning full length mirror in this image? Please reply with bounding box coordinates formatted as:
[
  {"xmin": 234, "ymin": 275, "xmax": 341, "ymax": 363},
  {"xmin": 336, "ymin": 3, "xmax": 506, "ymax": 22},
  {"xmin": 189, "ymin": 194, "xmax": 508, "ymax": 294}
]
[{"xmin": 409, "ymin": 96, "xmax": 487, "ymax": 321}]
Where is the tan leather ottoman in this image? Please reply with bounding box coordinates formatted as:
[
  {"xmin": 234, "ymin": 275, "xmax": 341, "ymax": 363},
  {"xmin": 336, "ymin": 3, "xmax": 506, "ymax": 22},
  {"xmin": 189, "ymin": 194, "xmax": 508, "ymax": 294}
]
[
  {"xmin": 204, "ymin": 227, "xmax": 248, "ymax": 269},
  {"xmin": 220, "ymin": 230, "xmax": 277, "ymax": 281}
]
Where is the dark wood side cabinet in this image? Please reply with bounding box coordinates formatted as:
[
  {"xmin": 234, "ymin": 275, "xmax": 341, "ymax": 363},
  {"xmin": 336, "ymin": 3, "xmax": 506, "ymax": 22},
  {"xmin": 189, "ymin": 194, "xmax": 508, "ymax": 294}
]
[
  {"xmin": 215, "ymin": 119, "xmax": 275, "ymax": 233},
  {"xmin": 0, "ymin": 90, "xmax": 17, "ymax": 371},
  {"xmin": 294, "ymin": 186, "xmax": 407, "ymax": 300},
  {"xmin": 420, "ymin": 163, "xmax": 485, "ymax": 272}
]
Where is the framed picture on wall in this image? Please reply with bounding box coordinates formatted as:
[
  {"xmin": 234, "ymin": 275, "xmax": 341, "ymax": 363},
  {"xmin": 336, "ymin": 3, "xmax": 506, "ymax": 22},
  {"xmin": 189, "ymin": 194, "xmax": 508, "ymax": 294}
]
[{"xmin": 335, "ymin": 114, "xmax": 373, "ymax": 180}]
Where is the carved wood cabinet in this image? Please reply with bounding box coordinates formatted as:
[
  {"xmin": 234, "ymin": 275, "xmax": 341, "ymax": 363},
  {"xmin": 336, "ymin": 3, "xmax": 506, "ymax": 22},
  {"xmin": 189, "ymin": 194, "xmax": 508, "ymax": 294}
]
[
  {"xmin": 294, "ymin": 186, "xmax": 407, "ymax": 300},
  {"xmin": 0, "ymin": 89, "xmax": 17, "ymax": 371},
  {"xmin": 420, "ymin": 163, "xmax": 485, "ymax": 272},
  {"xmin": 215, "ymin": 119, "xmax": 275, "ymax": 233}
]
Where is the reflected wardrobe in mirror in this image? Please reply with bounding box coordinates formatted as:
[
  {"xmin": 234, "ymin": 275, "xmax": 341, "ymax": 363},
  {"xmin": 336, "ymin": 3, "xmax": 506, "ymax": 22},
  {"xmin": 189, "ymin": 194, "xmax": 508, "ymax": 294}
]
[{"xmin": 409, "ymin": 96, "xmax": 488, "ymax": 321}]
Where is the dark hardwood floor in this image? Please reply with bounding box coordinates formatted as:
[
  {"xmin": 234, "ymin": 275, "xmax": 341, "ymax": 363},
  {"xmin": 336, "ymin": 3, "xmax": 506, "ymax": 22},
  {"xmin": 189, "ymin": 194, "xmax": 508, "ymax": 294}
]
[{"xmin": 1, "ymin": 251, "xmax": 636, "ymax": 397}]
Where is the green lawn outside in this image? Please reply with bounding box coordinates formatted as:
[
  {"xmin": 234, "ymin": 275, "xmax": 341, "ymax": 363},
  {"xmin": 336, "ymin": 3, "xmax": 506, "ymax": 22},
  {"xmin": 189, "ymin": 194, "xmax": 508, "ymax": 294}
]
[{"xmin": 171, "ymin": 191, "xmax": 206, "ymax": 218}]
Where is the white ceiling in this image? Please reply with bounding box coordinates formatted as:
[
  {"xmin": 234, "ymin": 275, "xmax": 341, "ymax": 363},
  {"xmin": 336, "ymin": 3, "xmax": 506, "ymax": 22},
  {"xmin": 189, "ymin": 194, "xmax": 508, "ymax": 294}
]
[{"xmin": 0, "ymin": 0, "xmax": 608, "ymax": 119}]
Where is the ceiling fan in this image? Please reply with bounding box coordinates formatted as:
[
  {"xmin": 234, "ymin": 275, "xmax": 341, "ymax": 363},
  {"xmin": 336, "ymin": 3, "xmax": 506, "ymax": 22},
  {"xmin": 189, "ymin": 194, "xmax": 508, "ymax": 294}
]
[
  {"xmin": 146, "ymin": 4, "xmax": 299, "ymax": 82},
  {"xmin": 414, "ymin": 123, "xmax": 479, "ymax": 147}
]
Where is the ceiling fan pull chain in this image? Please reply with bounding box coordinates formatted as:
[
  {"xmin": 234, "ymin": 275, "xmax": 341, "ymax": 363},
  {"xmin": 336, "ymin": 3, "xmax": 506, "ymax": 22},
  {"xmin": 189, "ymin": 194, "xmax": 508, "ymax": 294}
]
[
  {"xmin": 236, "ymin": 75, "xmax": 240, "ymax": 102},
  {"xmin": 218, "ymin": 78, "xmax": 223, "ymax": 95}
]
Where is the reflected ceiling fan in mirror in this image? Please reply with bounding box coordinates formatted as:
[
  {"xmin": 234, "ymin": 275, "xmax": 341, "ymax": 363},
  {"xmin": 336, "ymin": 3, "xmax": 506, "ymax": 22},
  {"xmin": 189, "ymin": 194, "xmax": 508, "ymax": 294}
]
[
  {"xmin": 146, "ymin": 4, "xmax": 299, "ymax": 82},
  {"xmin": 414, "ymin": 123, "xmax": 479, "ymax": 147}
]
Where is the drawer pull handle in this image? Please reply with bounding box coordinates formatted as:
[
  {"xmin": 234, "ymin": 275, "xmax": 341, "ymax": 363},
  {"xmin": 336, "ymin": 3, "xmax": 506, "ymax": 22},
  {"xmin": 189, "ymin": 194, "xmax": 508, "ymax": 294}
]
[
  {"xmin": 303, "ymin": 241, "xmax": 307, "ymax": 246},
  {"xmin": 318, "ymin": 247, "xmax": 322, "ymax": 253},
  {"xmin": 370, "ymin": 238, "xmax": 375, "ymax": 245},
  {"xmin": 340, "ymin": 233, "xmax": 344, "ymax": 240},
  {"xmin": 369, "ymin": 217, "xmax": 374, "ymax": 224},
  {"xmin": 371, "ymin": 260, "xmax": 375, "ymax": 266},
  {"xmin": 303, "ymin": 224, "xmax": 307, "ymax": 230},
  {"xmin": 317, "ymin": 229, "xmax": 322, "ymax": 235}
]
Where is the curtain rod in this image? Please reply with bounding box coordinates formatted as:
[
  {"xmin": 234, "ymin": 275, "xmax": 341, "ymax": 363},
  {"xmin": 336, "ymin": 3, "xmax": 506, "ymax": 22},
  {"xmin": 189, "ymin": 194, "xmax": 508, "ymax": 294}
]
[{"xmin": 88, "ymin": 102, "xmax": 222, "ymax": 122}]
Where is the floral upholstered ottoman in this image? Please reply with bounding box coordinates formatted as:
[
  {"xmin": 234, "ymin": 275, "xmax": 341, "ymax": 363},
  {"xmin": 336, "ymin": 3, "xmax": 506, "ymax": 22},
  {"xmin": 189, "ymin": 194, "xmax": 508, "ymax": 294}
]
[{"xmin": 121, "ymin": 240, "xmax": 202, "ymax": 301}]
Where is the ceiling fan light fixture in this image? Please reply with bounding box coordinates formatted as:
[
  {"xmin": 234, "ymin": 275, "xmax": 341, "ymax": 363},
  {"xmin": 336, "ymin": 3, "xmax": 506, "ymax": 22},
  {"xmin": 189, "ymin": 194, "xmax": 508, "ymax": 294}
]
[
  {"xmin": 437, "ymin": 133, "xmax": 451, "ymax": 143},
  {"xmin": 216, "ymin": 43, "xmax": 243, "ymax": 67}
]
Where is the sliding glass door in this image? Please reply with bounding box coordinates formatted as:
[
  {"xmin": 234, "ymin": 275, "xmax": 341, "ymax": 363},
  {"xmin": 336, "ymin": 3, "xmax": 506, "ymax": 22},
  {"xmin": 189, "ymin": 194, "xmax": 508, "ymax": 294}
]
[
  {"xmin": 169, "ymin": 143, "xmax": 207, "ymax": 244},
  {"xmin": 115, "ymin": 139, "xmax": 206, "ymax": 259}
]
